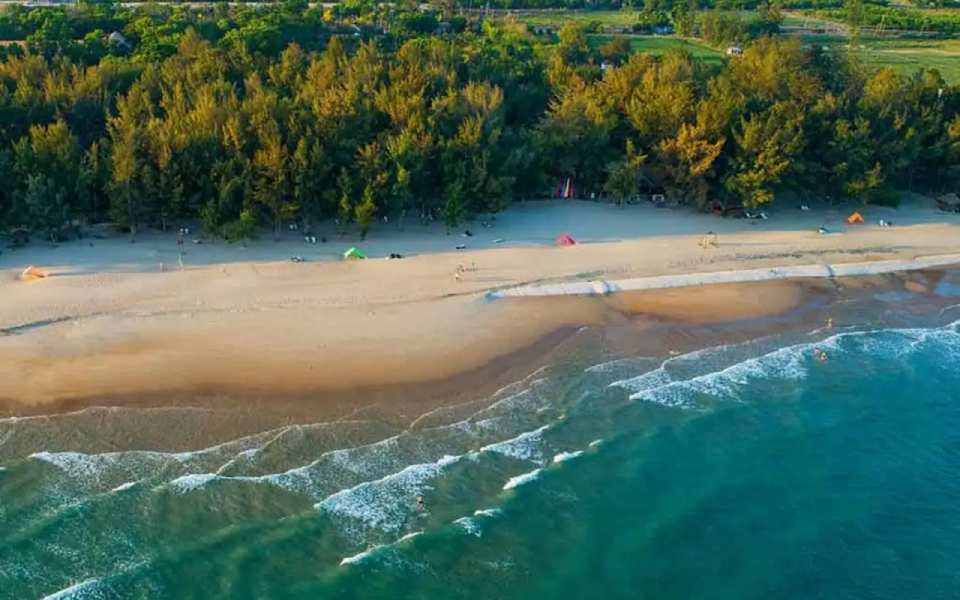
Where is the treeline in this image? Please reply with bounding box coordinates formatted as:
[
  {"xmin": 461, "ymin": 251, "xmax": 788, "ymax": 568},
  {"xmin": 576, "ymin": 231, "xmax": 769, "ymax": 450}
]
[
  {"xmin": 816, "ymin": 3, "xmax": 960, "ymax": 33},
  {"xmin": 1, "ymin": 18, "xmax": 959, "ymax": 242}
]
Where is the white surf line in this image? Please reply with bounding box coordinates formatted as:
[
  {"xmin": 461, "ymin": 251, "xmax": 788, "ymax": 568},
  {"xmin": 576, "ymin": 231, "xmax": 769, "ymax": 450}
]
[
  {"xmin": 38, "ymin": 578, "xmax": 100, "ymax": 600},
  {"xmin": 488, "ymin": 254, "xmax": 960, "ymax": 298}
]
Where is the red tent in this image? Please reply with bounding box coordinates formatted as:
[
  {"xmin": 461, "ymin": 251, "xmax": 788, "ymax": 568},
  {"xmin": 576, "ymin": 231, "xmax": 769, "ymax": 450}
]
[{"xmin": 556, "ymin": 233, "xmax": 577, "ymax": 247}]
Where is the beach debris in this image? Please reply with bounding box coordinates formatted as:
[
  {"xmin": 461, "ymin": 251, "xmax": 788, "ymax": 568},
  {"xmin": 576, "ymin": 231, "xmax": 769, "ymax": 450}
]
[
  {"xmin": 493, "ymin": 238, "xmax": 504, "ymax": 244},
  {"xmin": 20, "ymin": 265, "xmax": 48, "ymax": 281},
  {"xmin": 745, "ymin": 210, "xmax": 767, "ymax": 220},
  {"xmin": 556, "ymin": 233, "xmax": 577, "ymax": 247},
  {"xmin": 817, "ymin": 226, "xmax": 829, "ymax": 235},
  {"xmin": 288, "ymin": 223, "xmax": 298, "ymax": 231},
  {"xmin": 304, "ymin": 235, "xmax": 317, "ymax": 244},
  {"xmin": 698, "ymin": 232, "xmax": 718, "ymax": 248},
  {"xmin": 879, "ymin": 219, "xmax": 892, "ymax": 227},
  {"xmin": 290, "ymin": 255, "xmax": 305, "ymax": 263},
  {"xmin": 454, "ymin": 271, "xmax": 461, "ymax": 282},
  {"xmin": 192, "ymin": 239, "xmax": 203, "ymax": 244},
  {"xmin": 463, "ymin": 229, "xmax": 473, "ymax": 237},
  {"xmin": 936, "ymin": 193, "xmax": 960, "ymax": 213},
  {"xmin": 847, "ymin": 212, "xmax": 865, "ymax": 224},
  {"xmin": 455, "ymin": 244, "xmax": 466, "ymax": 250},
  {"xmin": 800, "ymin": 204, "xmax": 810, "ymax": 211}
]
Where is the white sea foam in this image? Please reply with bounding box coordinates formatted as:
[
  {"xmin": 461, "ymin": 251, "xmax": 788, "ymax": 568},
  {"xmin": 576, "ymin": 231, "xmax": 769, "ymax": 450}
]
[
  {"xmin": 479, "ymin": 425, "xmax": 549, "ymax": 463},
  {"xmin": 167, "ymin": 473, "xmax": 218, "ymax": 492},
  {"xmin": 632, "ymin": 356, "xmax": 802, "ymax": 407},
  {"xmin": 339, "ymin": 545, "xmax": 385, "ymax": 566},
  {"xmin": 397, "ymin": 531, "xmax": 423, "ymax": 544},
  {"xmin": 110, "ymin": 482, "xmax": 137, "ymax": 493},
  {"xmin": 316, "ymin": 455, "xmax": 460, "ymax": 535},
  {"xmin": 552, "ymin": 451, "xmax": 584, "ymax": 464},
  {"xmin": 39, "ymin": 578, "xmax": 102, "ymax": 600},
  {"xmin": 474, "ymin": 508, "xmax": 503, "ymax": 518},
  {"xmin": 455, "ymin": 517, "xmax": 482, "ymax": 537},
  {"xmin": 503, "ymin": 468, "xmax": 542, "ymax": 491},
  {"xmin": 589, "ymin": 439, "xmax": 604, "ymax": 448}
]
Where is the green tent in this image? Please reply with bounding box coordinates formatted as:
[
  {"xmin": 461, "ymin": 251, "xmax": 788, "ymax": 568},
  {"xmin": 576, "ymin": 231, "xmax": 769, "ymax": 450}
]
[{"xmin": 343, "ymin": 247, "xmax": 367, "ymax": 260}]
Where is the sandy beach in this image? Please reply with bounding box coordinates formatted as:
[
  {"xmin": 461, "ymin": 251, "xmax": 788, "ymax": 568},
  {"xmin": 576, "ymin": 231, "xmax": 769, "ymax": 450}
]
[{"xmin": 2, "ymin": 198, "xmax": 959, "ymax": 412}]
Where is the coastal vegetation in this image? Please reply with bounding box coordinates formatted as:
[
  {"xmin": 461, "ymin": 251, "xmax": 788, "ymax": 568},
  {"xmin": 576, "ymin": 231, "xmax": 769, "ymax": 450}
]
[{"xmin": 0, "ymin": 0, "xmax": 958, "ymax": 241}]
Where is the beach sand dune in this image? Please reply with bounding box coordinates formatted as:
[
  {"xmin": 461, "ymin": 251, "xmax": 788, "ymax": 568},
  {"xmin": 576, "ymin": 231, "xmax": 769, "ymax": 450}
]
[{"xmin": 1, "ymin": 200, "xmax": 958, "ymax": 408}]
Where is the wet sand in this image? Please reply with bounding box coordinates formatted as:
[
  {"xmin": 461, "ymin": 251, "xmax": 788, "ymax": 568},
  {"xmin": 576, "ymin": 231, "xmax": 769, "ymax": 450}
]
[{"xmin": 4, "ymin": 267, "xmax": 957, "ymax": 457}]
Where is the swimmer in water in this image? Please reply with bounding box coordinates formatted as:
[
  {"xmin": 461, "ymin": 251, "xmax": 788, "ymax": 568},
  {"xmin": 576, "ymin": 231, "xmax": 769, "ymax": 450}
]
[
  {"xmin": 813, "ymin": 348, "xmax": 821, "ymax": 359},
  {"xmin": 820, "ymin": 352, "xmax": 827, "ymax": 362},
  {"xmin": 416, "ymin": 497, "xmax": 425, "ymax": 512}
]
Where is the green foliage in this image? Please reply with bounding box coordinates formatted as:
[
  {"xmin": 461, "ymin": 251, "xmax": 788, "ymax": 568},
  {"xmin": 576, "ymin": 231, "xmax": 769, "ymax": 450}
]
[
  {"xmin": 815, "ymin": 3, "xmax": 960, "ymax": 34},
  {"xmin": 0, "ymin": 4, "xmax": 955, "ymax": 242},
  {"xmin": 225, "ymin": 208, "xmax": 258, "ymax": 243}
]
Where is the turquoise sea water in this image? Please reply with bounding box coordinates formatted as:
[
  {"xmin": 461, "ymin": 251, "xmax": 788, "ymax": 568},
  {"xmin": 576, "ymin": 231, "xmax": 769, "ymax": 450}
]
[{"xmin": 3, "ymin": 294, "xmax": 960, "ymax": 599}]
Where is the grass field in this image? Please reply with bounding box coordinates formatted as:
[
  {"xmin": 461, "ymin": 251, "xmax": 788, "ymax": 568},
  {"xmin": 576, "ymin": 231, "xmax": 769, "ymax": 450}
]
[
  {"xmin": 588, "ymin": 34, "xmax": 726, "ymax": 66},
  {"xmin": 513, "ymin": 8, "xmax": 960, "ymax": 83},
  {"xmin": 858, "ymin": 38, "xmax": 960, "ymax": 83},
  {"xmin": 794, "ymin": 36, "xmax": 960, "ymax": 82},
  {"xmin": 518, "ymin": 10, "xmax": 639, "ymax": 29}
]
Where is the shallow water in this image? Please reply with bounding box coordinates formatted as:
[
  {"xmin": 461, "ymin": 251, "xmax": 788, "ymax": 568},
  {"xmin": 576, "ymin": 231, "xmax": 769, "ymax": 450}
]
[{"xmin": 3, "ymin": 299, "xmax": 960, "ymax": 599}]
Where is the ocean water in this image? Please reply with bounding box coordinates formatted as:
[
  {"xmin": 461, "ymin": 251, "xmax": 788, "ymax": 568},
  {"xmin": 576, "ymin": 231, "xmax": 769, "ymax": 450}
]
[{"xmin": 3, "ymin": 302, "xmax": 960, "ymax": 599}]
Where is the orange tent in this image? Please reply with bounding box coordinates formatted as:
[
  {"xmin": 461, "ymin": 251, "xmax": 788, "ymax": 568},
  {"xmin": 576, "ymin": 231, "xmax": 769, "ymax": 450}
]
[
  {"xmin": 847, "ymin": 212, "xmax": 864, "ymax": 224},
  {"xmin": 20, "ymin": 266, "xmax": 48, "ymax": 281},
  {"xmin": 556, "ymin": 233, "xmax": 577, "ymax": 246}
]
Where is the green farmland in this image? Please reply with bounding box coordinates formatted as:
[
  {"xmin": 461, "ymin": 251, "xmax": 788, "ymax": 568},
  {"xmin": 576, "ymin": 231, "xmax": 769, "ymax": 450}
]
[{"xmin": 588, "ymin": 34, "xmax": 726, "ymax": 66}]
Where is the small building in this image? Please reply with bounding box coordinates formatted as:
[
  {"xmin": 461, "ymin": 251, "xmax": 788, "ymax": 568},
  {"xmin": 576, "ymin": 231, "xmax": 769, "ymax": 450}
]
[
  {"xmin": 726, "ymin": 46, "xmax": 743, "ymax": 56},
  {"xmin": 107, "ymin": 31, "xmax": 131, "ymax": 48}
]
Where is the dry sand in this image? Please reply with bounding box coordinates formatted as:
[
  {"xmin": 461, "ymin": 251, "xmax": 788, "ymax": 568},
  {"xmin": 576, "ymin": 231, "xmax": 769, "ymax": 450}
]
[{"xmin": 2, "ymin": 199, "xmax": 959, "ymax": 409}]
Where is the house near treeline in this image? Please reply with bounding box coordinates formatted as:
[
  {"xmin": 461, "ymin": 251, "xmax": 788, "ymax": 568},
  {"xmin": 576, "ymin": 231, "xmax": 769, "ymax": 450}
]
[{"xmin": 107, "ymin": 31, "xmax": 130, "ymax": 48}]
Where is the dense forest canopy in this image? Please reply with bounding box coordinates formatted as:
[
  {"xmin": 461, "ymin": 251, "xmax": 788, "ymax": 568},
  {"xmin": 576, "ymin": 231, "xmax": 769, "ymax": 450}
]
[{"xmin": 0, "ymin": 1, "xmax": 959, "ymax": 242}]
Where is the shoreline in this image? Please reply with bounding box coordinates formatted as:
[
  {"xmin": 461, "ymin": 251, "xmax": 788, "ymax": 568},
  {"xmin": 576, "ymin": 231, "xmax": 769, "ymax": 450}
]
[
  {"xmin": 3, "ymin": 268, "xmax": 957, "ymax": 456},
  {"xmin": 489, "ymin": 254, "xmax": 960, "ymax": 298},
  {"xmin": 2, "ymin": 201, "xmax": 959, "ymax": 413}
]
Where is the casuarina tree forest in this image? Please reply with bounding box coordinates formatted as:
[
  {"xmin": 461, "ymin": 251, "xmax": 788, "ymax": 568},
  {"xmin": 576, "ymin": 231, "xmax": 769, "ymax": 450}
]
[{"xmin": 1, "ymin": 0, "xmax": 959, "ymax": 242}]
